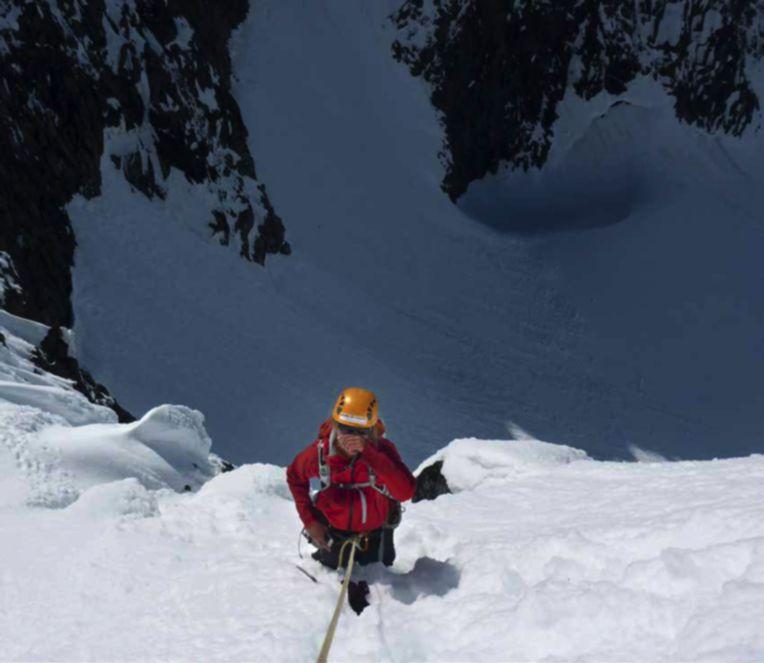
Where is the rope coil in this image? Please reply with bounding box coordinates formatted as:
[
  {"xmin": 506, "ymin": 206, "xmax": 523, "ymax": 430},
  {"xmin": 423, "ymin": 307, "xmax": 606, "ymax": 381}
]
[{"xmin": 316, "ymin": 536, "xmax": 361, "ymax": 663}]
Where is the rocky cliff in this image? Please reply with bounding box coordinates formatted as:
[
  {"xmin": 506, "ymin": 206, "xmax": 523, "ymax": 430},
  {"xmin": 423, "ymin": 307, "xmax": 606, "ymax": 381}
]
[
  {"xmin": 0, "ymin": 0, "xmax": 289, "ymax": 329},
  {"xmin": 391, "ymin": 0, "xmax": 762, "ymax": 201}
]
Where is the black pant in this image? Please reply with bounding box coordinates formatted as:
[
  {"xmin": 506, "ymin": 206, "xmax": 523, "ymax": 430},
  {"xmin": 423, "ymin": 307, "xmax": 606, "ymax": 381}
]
[{"xmin": 312, "ymin": 526, "xmax": 396, "ymax": 570}]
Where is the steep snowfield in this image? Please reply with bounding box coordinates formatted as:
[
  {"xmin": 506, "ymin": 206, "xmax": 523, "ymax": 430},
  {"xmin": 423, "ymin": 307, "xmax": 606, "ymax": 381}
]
[
  {"xmin": 462, "ymin": 80, "xmax": 764, "ymax": 456},
  {"xmin": 5, "ymin": 2, "xmax": 764, "ymax": 659},
  {"xmin": 68, "ymin": 0, "xmax": 764, "ymax": 464},
  {"xmin": 1, "ymin": 428, "xmax": 762, "ymax": 661}
]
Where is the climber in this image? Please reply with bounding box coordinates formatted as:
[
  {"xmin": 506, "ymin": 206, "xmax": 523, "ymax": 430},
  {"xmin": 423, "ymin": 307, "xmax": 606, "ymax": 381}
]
[{"xmin": 287, "ymin": 387, "xmax": 416, "ymax": 576}]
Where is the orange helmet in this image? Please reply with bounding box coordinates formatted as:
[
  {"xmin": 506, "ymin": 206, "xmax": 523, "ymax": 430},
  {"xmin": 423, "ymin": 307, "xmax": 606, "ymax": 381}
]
[{"xmin": 332, "ymin": 387, "xmax": 379, "ymax": 429}]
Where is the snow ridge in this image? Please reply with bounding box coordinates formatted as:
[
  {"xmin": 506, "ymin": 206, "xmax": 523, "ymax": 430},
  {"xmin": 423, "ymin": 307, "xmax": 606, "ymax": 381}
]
[{"xmin": 0, "ymin": 0, "xmax": 289, "ymax": 328}]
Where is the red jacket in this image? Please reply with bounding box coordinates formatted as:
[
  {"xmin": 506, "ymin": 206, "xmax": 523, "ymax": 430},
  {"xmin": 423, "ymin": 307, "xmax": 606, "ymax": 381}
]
[{"xmin": 287, "ymin": 420, "xmax": 416, "ymax": 533}]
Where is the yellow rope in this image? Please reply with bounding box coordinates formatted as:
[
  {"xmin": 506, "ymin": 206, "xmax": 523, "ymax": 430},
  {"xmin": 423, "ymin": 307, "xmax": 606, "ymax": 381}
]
[{"xmin": 316, "ymin": 536, "xmax": 360, "ymax": 663}]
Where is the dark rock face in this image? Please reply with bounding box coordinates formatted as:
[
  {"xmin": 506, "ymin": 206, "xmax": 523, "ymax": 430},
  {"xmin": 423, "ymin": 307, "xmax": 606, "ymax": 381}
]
[
  {"xmin": 413, "ymin": 460, "xmax": 451, "ymax": 502},
  {"xmin": 33, "ymin": 327, "xmax": 135, "ymax": 423},
  {"xmin": 0, "ymin": 0, "xmax": 289, "ymax": 328},
  {"xmin": 391, "ymin": 1, "xmax": 761, "ymax": 201}
]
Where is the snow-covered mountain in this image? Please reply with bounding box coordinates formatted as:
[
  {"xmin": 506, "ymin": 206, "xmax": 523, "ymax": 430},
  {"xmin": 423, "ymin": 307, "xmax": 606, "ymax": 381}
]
[
  {"xmin": 3, "ymin": 1, "xmax": 764, "ymax": 465},
  {"xmin": 2, "ymin": 4, "xmax": 764, "ymax": 656}
]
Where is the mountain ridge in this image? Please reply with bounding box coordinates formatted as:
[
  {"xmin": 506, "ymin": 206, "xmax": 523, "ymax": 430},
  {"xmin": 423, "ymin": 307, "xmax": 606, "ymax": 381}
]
[
  {"xmin": 0, "ymin": 0, "xmax": 289, "ymax": 329},
  {"xmin": 392, "ymin": 0, "xmax": 762, "ymax": 201}
]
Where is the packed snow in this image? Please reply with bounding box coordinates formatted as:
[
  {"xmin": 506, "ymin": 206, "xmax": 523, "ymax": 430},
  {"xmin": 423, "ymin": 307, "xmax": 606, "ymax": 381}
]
[{"xmin": 1, "ymin": 417, "xmax": 762, "ymax": 660}]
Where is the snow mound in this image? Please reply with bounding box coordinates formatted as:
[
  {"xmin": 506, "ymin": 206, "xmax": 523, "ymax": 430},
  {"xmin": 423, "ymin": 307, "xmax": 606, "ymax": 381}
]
[
  {"xmin": 417, "ymin": 436, "xmax": 590, "ymax": 491},
  {"xmin": 199, "ymin": 462, "xmax": 289, "ymax": 500},
  {"xmin": 67, "ymin": 478, "xmax": 159, "ymax": 519},
  {"xmin": 33, "ymin": 405, "xmax": 215, "ymax": 500},
  {"xmin": 127, "ymin": 404, "xmax": 212, "ymax": 473},
  {"xmin": 393, "ymin": 443, "xmax": 764, "ymax": 662}
]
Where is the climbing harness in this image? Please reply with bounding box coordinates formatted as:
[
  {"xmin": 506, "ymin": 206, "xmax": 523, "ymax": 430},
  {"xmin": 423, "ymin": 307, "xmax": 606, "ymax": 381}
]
[
  {"xmin": 316, "ymin": 535, "xmax": 363, "ymax": 663},
  {"xmin": 316, "ymin": 434, "xmax": 402, "ymax": 529},
  {"xmin": 318, "ymin": 432, "xmax": 391, "ymax": 495}
]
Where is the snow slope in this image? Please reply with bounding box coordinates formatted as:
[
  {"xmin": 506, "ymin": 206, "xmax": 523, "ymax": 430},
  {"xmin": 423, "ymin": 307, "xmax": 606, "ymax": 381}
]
[
  {"xmin": 68, "ymin": 0, "xmax": 764, "ymax": 465},
  {"xmin": 0, "ymin": 312, "xmax": 216, "ymax": 508},
  {"xmin": 461, "ymin": 76, "xmax": 764, "ymax": 445},
  {"xmin": 1, "ymin": 432, "xmax": 762, "ymax": 661}
]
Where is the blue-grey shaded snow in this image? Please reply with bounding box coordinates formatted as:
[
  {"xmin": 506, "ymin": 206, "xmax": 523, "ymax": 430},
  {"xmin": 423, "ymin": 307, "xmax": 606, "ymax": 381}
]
[{"xmin": 68, "ymin": 2, "xmax": 764, "ymax": 464}]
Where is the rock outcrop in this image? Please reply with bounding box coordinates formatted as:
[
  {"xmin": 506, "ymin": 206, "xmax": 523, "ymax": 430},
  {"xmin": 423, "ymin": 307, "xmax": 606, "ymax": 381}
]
[
  {"xmin": 391, "ymin": 0, "xmax": 761, "ymax": 201},
  {"xmin": 33, "ymin": 326, "xmax": 135, "ymax": 423},
  {"xmin": 413, "ymin": 460, "xmax": 451, "ymax": 502},
  {"xmin": 0, "ymin": 0, "xmax": 289, "ymax": 328}
]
